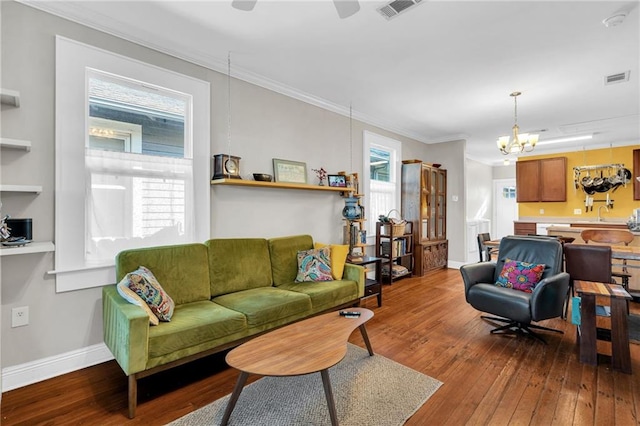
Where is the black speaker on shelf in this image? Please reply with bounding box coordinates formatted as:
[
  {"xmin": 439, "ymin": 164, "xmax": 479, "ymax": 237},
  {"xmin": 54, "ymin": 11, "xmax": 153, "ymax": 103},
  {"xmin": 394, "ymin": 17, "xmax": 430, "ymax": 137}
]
[{"xmin": 6, "ymin": 218, "xmax": 32, "ymax": 240}]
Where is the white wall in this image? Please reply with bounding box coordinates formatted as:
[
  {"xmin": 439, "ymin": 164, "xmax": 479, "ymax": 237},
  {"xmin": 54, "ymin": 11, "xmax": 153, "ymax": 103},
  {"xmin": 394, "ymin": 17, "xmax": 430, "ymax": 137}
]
[{"xmin": 466, "ymin": 159, "xmax": 493, "ymax": 221}]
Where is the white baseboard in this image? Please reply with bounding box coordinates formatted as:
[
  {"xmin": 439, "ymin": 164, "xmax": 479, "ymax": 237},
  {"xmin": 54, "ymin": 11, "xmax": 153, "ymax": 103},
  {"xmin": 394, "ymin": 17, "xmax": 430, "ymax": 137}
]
[
  {"xmin": 447, "ymin": 260, "xmax": 464, "ymax": 269},
  {"xmin": 1, "ymin": 343, "xmax": 114, "ymax": 392}
]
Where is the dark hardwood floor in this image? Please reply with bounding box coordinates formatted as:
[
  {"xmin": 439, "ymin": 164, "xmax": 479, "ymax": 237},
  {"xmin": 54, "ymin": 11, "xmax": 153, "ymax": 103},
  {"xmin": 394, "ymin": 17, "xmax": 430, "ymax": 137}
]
[{"xmin": 2, "ymin": 268, "xmax": 639, "ymax": 425}]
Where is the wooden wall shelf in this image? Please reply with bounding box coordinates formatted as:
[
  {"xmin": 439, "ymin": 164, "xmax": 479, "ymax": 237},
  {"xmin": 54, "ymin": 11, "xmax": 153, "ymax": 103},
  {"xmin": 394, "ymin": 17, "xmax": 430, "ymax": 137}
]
[{"xmin": 211, "ymin": 178, "xmax": 355, "ymax": 193}]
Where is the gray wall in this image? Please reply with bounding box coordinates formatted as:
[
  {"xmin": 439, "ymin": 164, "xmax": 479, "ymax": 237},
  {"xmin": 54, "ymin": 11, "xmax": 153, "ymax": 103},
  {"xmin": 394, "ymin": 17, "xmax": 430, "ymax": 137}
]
[
  {"xmin": 422, "ymin": 140, "xmax": 467, "ymax": 264},
  {"xmin": 1, "ymin": 1, "xmax": 462, "ymax": 379},
  {"xmin": 466, "ymin": 159, "xmax": 493, "ymax": 221}
]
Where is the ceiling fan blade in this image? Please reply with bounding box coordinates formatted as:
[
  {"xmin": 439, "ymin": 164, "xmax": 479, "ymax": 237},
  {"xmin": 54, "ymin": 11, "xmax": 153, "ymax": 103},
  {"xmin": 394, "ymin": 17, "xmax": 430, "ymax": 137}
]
[
  {"xmin": 232, "ymin": 0, "xmax": 257, "ymax": 12},
  {"xmin": 333, "ymin": 0, "xmax": 360, "ymax": 19}
]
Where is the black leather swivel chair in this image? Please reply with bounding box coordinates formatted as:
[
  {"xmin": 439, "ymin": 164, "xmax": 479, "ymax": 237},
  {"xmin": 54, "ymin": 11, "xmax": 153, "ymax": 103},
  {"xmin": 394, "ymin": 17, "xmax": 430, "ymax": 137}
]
[{"xmin": 460, "ymin": 235, "xmax": 570, "ymax": 343}]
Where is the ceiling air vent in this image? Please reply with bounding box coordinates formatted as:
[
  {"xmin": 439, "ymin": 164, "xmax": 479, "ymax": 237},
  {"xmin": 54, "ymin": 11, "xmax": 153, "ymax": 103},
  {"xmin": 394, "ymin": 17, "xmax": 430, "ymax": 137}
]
[
  {"xmin": 377, "ymin": 0, "xmax": 423, "ymax": 20},
  {"xmin": 604, "ymin": 71, "xmax": 630, "ymax": 85}
]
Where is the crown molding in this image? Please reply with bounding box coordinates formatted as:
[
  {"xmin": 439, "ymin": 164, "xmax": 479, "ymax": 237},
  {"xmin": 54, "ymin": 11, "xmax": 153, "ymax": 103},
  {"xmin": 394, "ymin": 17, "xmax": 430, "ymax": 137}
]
[{"xmin": 19, "ymin": 0, "xmax": 430, "ymax": 144}]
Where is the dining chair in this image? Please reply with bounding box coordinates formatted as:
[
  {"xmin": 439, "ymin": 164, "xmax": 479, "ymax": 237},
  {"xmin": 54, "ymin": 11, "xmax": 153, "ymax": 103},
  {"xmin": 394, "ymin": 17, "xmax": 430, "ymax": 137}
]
[
  {"xmin": 580, "ymin": 229, "xmax": 633, "ymax": 290},
  {"xmin": 477, "ymin": 233, "xmax": 498, "ymax": 262},
  {"xmin": 563, "ymin": 244, "xmax": 613, "ymax": 319}
]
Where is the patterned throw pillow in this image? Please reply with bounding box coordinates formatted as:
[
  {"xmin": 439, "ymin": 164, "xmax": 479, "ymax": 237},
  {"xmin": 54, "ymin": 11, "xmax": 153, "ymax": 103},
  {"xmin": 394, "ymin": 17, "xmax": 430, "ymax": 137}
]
[
  {"xmin": 117, "ymin": 284, "xmax": 160, "ymax": 326},
  {"xmin": 314, "ymin": 242, "xmax": 349, "ymax": 279},
  {"xmin": 495, "ymin": 258, "xmax": 545, "ymax": 293},
  {"xmin": 117, "ymin": 266, "xmax": 175, "ymax": 321},
  {"xmin": 295, "ymin": 247, "xmax": 334, "ymax": 282}
]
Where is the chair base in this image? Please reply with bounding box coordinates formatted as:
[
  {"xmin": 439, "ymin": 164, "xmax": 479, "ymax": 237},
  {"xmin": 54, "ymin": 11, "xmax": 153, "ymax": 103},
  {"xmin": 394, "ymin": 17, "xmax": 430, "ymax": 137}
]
[{"xmin": 481, "ymin": 315, "xmax": 563, "ymax": 344}]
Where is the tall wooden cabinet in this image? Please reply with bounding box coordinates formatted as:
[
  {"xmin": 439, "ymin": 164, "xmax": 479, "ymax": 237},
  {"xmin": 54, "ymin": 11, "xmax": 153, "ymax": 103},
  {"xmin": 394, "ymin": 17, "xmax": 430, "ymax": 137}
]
[{"xmin": 401, "ymin": 161, "xmax": 448, "ymax": 276}]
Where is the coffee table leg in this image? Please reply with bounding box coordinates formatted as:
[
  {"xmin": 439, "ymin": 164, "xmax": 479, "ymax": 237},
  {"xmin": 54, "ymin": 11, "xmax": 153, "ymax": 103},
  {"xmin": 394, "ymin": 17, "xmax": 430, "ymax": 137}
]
[
  {"xmin": 321, "ymin": 369, "xmax": 339, "ymax": 426},
  {"xmin": 359, "ymin": 324, "xmax": 374, "ymax": 356},
  {"xmin": 221, "ymin": 371, "xmax": 249, "ymax": 426}
]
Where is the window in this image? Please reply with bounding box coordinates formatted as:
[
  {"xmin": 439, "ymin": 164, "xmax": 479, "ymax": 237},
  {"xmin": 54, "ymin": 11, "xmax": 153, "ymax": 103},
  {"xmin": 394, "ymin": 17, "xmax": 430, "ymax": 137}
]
[
  {"xmin": 362, "ymin": 131, "xmax": 402, "ymax": 239},
  {"xmin": 55, "ymin": 37, "xmax": 210, "ymax": 292},
  {"xmin": 502, "ymin": 186, "xmax": 516, "ymax": 199}
]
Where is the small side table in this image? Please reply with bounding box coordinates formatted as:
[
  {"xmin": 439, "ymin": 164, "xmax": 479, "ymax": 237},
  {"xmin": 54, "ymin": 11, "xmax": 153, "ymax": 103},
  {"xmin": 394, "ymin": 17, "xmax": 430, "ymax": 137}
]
[
  {"xmin": 575, "ymin": 280, "xmax": 632, "ymax": 374},
  {"xmin": 347, "ymin": 255, "xmax": 382, "ymax": 307}
]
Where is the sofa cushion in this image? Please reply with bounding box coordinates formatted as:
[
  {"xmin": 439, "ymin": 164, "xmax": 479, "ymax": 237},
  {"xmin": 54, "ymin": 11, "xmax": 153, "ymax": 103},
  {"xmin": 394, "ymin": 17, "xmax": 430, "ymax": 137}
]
[
  {"xmin": 212, "ymin": 287, "xmax": 311, "ymax": 327},
  {"xmin": 269, "ymin": 235, "xmax": 314, "ymax": 286},
  {"xmin": 148, "ymin": 301, "xmax": 246, "ymax": 359},
  {"xmin": 206, "ymin": 238, "xmax": 273, "ymax": 297},
  {"xmin": 295, "ymin": 247, "xmax": 333, "ymax": 282},
  {"xmin": 278, "ymin": 279, "xmax": 359, "ymax": 311},
  {"xmin": 314, "ymin": 242, "xmax": 349, "ymax": 279},
  {"xmin": 116, "ymin": 243, "xmax": 211, "ymax": 305},
  {"xmin": 117, "ymin": 266, "xmax": 175, "ymax": 321}
]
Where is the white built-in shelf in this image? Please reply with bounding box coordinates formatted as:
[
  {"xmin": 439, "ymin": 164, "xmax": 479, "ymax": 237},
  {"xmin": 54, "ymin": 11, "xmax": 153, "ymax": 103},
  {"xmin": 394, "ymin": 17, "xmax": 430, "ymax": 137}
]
[
  {"xmin": 211, "ymin": 178, "xmax": 356, "ymax": 193},
  {"xmin": 0, "ymin": 241, "xmax": 55, "ymax": 256},
  {"xmin": 0, "ymin": 138, "xmax": 31, "ymax": 151},
  {"xmin": 0, "ymin": 88, "xmax": 20, "ymax": 107},
  {"xmin": 0, "ymin": 185, "xmax": 43, "ymax": 194}
]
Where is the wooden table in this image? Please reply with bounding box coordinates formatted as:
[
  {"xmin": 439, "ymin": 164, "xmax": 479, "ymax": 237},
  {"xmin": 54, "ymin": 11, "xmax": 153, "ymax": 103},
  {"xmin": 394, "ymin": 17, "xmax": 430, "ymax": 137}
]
[
  {"xmin": 221, "ymin": 308, "xmax": 375, "ymax": 425},
  {"xmin": 574, "ymin": 280, "xmax": 632, "ymax": 374}
]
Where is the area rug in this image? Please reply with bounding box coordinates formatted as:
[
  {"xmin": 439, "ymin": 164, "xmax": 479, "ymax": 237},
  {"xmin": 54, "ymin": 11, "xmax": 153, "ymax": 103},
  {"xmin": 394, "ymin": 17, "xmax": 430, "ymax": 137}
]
[
  {"xmin": 167, "ymin": 343, "xmax": 442, "ymax": 426},
  {"xmin": 629, "ymin": 314, "xmax": 640, "ymax": 344}
]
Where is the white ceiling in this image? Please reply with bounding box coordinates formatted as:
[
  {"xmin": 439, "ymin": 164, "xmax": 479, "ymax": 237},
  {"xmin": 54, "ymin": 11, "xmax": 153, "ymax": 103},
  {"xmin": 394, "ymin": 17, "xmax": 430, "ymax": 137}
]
[{"xmin": 23, "ymin": 0, "xmax": 640, "ymax": 165}]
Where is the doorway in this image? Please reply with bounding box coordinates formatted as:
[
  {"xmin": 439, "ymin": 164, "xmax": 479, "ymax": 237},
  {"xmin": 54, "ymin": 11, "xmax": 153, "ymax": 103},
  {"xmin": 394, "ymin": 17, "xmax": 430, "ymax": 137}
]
[{"xmin": 493, "ymin": 178, "xmax": 518, "ymax": 238}]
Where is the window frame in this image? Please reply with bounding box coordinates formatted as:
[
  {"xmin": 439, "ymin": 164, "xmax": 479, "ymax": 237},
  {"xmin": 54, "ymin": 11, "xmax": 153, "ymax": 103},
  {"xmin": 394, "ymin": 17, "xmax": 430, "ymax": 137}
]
[
  {"xmin": 362, "ymin": 130, "xmax": 402, "ymax": 241},
  {"xmin": 54, "ymin": 36, "xmax": 210, "ymax": 292}
]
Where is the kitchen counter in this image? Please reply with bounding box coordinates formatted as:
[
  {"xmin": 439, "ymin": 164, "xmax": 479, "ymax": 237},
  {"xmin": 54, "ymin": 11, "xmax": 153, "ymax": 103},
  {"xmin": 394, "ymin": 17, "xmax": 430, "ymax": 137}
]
[{"xmin": 547, "ymin": 225, "xmax": 640, "ymax": 238}]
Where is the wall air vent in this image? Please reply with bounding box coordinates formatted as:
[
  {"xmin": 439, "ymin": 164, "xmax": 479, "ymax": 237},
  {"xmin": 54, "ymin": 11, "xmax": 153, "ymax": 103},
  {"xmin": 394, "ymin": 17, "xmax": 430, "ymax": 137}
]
[
  {"xmin": 604, "ymin": 71, "xmax": 630, "ymax": 85},
  {"xmin": 377, "ymin": 0, "xmax": 423, "ymax": 20}
]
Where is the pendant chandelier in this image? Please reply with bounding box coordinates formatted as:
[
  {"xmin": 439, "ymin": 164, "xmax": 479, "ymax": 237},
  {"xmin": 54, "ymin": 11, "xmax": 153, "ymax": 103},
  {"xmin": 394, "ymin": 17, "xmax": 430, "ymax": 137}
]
[{"xmin": 497, "ymin": 91, "xmax": 539, "ymax": 155}]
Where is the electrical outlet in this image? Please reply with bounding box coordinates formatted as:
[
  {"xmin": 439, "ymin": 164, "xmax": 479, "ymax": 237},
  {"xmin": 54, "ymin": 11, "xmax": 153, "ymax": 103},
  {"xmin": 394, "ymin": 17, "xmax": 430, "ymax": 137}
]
[
  {"xmin": 574, "ymin": 208, "xmax": 582, "ymax": 215},
  {"xmin": 12, "ymin": 306, "xmax": 29, "ymax": 327},
  {"xmin": 539, "ymin": 209, "xmax": 544, "ymax": 214}
]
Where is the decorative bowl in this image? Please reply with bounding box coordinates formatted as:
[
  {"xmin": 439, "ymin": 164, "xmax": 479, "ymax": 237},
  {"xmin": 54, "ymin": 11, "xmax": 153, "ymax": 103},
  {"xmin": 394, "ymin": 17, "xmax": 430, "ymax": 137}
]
[{"xmin": 253, "ymin": 173, "xmax": 273, "ymax": 182}]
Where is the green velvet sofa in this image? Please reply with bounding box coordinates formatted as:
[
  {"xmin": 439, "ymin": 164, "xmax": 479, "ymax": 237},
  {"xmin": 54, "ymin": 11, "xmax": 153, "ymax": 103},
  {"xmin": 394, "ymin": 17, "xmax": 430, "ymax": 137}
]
[{"xmin": 102, "ymin": 234, "xmax": 365, "ymax": 418}]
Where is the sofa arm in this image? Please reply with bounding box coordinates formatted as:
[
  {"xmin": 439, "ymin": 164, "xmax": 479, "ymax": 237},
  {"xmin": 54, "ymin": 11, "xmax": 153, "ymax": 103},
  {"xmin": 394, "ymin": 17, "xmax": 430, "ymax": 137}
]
[
  {"xmin": 102, "ymin": 285, "xmax": 150, "ymax": 376},
  {"xmin": 343, "ymin": 263, "xmax": 365, "ymax": 298}
]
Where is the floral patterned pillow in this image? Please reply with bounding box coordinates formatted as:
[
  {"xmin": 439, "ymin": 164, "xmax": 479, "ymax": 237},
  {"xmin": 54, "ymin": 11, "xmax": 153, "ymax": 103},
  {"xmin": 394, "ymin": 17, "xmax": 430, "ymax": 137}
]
[
  {"xmin": 495, "ymin": 258, "xmax": 545, "ymax": 293},
  {"xmin": 295, "ymin": 247, "xmax": 333, "ymax": 282}
]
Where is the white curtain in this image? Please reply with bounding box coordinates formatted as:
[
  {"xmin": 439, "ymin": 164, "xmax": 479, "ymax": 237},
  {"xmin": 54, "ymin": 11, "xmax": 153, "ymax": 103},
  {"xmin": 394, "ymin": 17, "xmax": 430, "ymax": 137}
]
[{"xmin": 84, "ymin": 148, "xmax": 194, "ymax": 263}]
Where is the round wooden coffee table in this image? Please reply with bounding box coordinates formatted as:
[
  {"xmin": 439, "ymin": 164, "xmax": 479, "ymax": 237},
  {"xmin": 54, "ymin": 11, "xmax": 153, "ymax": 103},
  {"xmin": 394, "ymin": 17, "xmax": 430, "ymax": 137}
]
[{"xmin": 221, "ymin": 307, "xmax": 374, "ymax": 426}]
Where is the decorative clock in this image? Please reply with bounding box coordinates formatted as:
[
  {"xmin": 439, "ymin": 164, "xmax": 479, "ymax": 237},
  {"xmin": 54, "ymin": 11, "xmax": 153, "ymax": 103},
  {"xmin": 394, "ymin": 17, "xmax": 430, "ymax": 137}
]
[{"xmin": 212, "ymin": 154, "xmax": 242, "ymax": 180}]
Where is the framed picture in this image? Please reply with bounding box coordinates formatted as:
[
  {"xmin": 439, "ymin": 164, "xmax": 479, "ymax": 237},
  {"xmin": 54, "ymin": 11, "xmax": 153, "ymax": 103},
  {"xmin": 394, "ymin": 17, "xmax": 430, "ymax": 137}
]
[
  {"xmin": 273, "ymin": 159, "xmax": 308, "ymax": 183},
  {"xmin": 328, "ymin": 175, "xmax": 347, "ymax": 187}
]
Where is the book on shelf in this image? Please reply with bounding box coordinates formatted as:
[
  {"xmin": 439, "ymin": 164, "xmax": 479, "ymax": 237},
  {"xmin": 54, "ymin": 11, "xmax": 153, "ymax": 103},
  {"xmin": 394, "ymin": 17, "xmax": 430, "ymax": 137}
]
[{"xmin": 381, "ymin": 239, "xmax": 407, "ymax": 257}]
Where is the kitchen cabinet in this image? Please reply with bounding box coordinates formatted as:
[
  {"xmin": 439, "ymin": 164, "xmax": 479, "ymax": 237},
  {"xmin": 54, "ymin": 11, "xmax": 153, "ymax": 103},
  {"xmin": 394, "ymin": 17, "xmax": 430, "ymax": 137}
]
[
  {"xmin": 514, "ymin": 221, "xmax": 536, "ymax": 236},
  {"xmin": 516, "ymin": 157, "xmax": 567, "ymax": 202}
]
